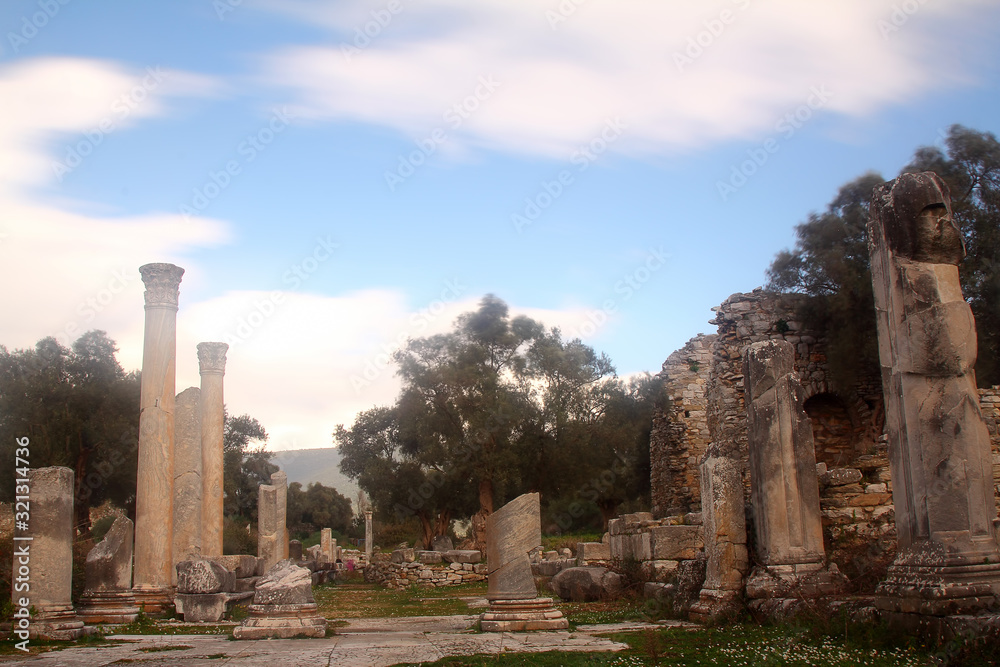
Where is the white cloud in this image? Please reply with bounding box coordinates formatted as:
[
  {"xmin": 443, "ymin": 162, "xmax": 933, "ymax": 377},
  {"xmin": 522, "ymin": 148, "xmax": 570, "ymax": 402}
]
[{"xmin": 259, "ymin": 0, "xmax": 992, "ymax": 159}]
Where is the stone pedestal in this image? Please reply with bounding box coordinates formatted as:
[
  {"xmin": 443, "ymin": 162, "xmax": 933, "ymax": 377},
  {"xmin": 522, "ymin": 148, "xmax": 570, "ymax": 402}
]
[
  {"xmin": 198, "ymin": 342, "xmax": 228, "ymax": 557},
  {"xmin": 134, "ymin": 262, "xmax": 184, "ymax": 614},
  {"xmin": 868, "ymin": 172, "xmax": 1000, "ymax": 619},
  {"xmin": 481, "ymin": 493, "xmax": 567, "ymax": 631},
  {"xmin": 690, "ymin": 456, "xmax": 748, "ymax": 623},
  {"xmin": 17, "ymin": 467, "xmax": 85, "ymax": 639},
  {"xmin": 271, "ymin": 471, "xmax": 288, "ymax": 560},
  {"xmin": 173, "ymin": 387, "xmax": 202, "ymax": 582},
  {"xmin": 78, "ymin": 516, "xmax": 139, "ymax": 625},
  {"xmin": 233, "ymin": 561, "xmax": 326, "ymax": 639}
]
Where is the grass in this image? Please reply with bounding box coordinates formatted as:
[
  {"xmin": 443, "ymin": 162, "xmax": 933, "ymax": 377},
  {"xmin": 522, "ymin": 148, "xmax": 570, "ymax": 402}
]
[
  {"xmin": 541, "ymin": 531, "xmax": 603, "ymax": 553},
  {"xmin": 313, "ymin": 581, "xmax": 485, "ymax": 620}
]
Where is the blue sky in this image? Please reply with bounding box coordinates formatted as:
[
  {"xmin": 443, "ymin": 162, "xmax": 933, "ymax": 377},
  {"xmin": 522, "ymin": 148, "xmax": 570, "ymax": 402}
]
[{"xmin": 2, "ymin": 0, "xmax": 999, "ymax": 451}]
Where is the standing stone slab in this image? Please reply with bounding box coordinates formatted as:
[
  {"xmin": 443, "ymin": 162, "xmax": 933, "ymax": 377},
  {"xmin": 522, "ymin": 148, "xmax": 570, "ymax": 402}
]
[
  {"xmin": 320, "ymin": 528, "xmax": 334, "ymax": 564},
  {"xmin": 134, "ymin": 262, "xmax": 184, "ymax": 614},
  {"xmin": 271, "ymin": 471, "xmax": 288, "ymax": 560},
  {"xmin": 173, "ymin": 386, "xmax": 202, "ymax": 582},
  {"xmin": 78, "ymin": 516, "xmax": 139, "ymax": 624},
  {"xmin": 198, "ymin": 342, "xmax": 228, "ymax": 557},
  {"xmin": 258, "ymin": 485, "xmax": 279, "ymax": 572},
  {"xmin": 689, "ymin": 455, "xmax": 748, "ymax": 623},
  {"xmin": 869, "ymin": 172, "xmax": 1000, "ymax": 617},
  {"xmin": 481, "ymin": 493, "xmax": 567, "ymax": 631},
  {"xmin": 16, "ymin": 467, "xmax": 85, "ymax": 639}
]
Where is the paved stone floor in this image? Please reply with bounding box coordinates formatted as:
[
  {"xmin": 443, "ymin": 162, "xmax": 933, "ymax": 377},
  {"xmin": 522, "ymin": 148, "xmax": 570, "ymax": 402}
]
[{"xmin": 1, "ymin": 616, "xmax": 681, "ymax": 666}]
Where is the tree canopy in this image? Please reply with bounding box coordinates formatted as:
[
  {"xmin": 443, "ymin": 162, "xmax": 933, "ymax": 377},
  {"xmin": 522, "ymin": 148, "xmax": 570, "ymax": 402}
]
[
  {"xmin": 336, "ymin": 295, "xmax": 657, "ymax": 548},
  {"xmin": 767, "ymin": 125, "xmax": 1000, "ymax": 387}
]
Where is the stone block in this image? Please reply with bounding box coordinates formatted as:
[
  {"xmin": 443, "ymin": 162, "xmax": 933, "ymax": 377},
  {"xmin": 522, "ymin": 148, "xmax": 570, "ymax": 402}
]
[
  {"xmin": 207, "ymin": 555, "xmax": 258, "ymax": 579},
  {"xmin": 176, "ymin": 559, "xmax": 235, "ymax": 594},
  {"xmin": 820, "ymin": 468, "xmax": 863, "ymax": 486},
  {"xmin": 176, "ymin": 593, "xmax": 227, "ymax": 623},
  {"xmin": 651, "ymin": 525, "xmax": 704, "ymax": 560},
  {"xmin": 576, "ymin": 542, "xmax": 610, "ymax": 563},
  {"xmin": 549, "ymin": 567, "xmax": 623, "ymax": 602},
  {"xmin": 391, "ymin": 548, "xmax": 416, "ymax": 564},
  {"xmin": 418, "ymin": 550, "xmax": 443, "ymax": 564},
  {"xmin": 442, "ymin": 549, "xmax": 481, "ymax": 564},
  {"xmin": 254, "ymin": 561, "xmax": 314, "ymax": 606},
  {"xmin": 431, "ymin": 536, "xmax": 454, "ymax": 552}
]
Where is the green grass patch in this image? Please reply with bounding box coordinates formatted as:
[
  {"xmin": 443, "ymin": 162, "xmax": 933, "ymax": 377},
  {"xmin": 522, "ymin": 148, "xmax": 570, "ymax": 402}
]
[
  {"xmin": 313, "ymin": 581, "xmax": 485, "ymax": 619},
  {"xmin": 541, "ymin": 531, "xmax": 602, "ymax": 553},
  {"xmin": 138, "ymin": 644, "xmax": 192, "ymax": 653}
]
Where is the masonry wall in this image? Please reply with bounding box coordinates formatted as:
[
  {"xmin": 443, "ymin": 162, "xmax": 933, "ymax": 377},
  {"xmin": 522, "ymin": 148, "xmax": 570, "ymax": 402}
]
[{"xmin": 980, "ymin": 386, "xmax": 1000, "ymax": 515}]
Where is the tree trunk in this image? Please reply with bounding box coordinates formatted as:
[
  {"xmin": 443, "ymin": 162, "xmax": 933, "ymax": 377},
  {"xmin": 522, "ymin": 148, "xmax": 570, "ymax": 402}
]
[
  {"xmin": 434, "ymin": 509, "xmax": 451, "ymax": 541},
  {"xmin": 472, "ymin": 477, "xmax": 494, "ymax": 553},
  {"xmin": 598, "ymin": 499, "xmax": 619, "ymax": 530},
  {"xmin": 419, "ymin": 512, "xmax": 434, "ymax": 550}
]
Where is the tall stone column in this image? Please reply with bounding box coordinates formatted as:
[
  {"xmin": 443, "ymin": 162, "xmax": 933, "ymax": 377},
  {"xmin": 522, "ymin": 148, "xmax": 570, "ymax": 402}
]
[
  {"xmin": 743, "ymin": 340, "xmax": 845, "ymax": 602},
  {"xmin": 198, "ymin": 342, "xmax": 228, "ymax": 557},
  {"xmin": 364, "ymin": 511, "xmax": 373, "ymax": 559},
  {"xmin": 133, "ymin": 262, "xmax": 184, "ymax": 614},
  {"xmin": 271, "ymin": 471, "xmax": 288, "ymax": 560},
  {"xmin": 258, "ymin": 484, "xmax": 278, "ymax": 572},
  {"xmin": 173, "ymin": 387, "xmax": 202, "ymax": 582},
  {"xmin": 15, "ymin": 467, "xmax": 85, "ymax": 639},
  {"xmin": 869, "ymin": 172, "xmax": 1000, "ymax": 619}
]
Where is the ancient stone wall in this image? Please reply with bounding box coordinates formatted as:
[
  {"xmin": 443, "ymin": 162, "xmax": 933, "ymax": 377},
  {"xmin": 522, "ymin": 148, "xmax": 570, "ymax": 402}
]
[
  {"xmin": 650, "ymin": 335, "xmax": 714, "ymax": 516},
  {"xmin": 980, "ymin": 386, "xmax": 1000, "ymax": 514}
]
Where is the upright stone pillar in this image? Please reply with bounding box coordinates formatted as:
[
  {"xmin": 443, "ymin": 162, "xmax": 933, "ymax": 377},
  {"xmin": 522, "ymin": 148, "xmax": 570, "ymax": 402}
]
[
  {"xmin": 15, "ymin": 467, "xmax": 85, "ymax": 639},
  {"xmin": 364, "ymin": 510, "xmax": 373, "ymax": 559},
  {"xmin": 258, "ymin": 485, "xmax": 278, "ymax": 572},
  {"xmin": 173, "ymin": 387, "xmax": 202, "ymax": 582},
  {"xmin": 134, "ymin": 262, "xmax": 184, "ymax": 614},
  {"xmin": 743, "ymin": 340, "xmax": 845, "ymax": 602},
  {"xmin": 271, "ymin": 471, "xmax": 288, "ymax": 560},
  {"xmin": 480, "ymin": 493, "xmax": 567, "ymax": 631},
  {"xmin": 689, "ymin": 455, "xmax": 748, "ymax": 623},
  {"xmin": 198, "ymin": 342, "xmax": 228, "ymax": 557},
  {"xmin": 78, "ymin": 516, "xmax": 140, "ymax": 624},
  {"xmin": 869, "ymin": 172, "xmax": 1000, "ymax": 619}
]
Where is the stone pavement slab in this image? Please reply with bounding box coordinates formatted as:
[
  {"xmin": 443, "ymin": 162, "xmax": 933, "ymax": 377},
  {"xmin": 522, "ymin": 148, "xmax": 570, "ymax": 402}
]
[{"xmin": 0, "ymin": 617, "xmax": 631, "ymax": 666}]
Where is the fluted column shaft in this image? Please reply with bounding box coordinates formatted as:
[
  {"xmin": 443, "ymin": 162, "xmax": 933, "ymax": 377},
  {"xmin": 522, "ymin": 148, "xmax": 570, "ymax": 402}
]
[{"xmin": 198, "ymin": 342, "xmax": 228, "ymax": 557}]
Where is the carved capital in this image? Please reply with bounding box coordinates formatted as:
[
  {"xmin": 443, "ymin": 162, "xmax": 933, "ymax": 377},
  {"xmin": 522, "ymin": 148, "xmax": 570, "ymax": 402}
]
[
  {"xmin": 139, "ymin": 263, "xmax": 184, "ymax": 310},
  {"xmin": 197, "ymin": 342, "xmax": 229, "ymax": 376}
]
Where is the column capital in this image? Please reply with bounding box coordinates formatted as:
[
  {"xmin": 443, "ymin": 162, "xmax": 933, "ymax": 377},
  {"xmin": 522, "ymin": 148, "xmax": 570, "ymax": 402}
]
[
  {"xmin": 197, "ymin": 342, "xmax": 229, "ymax": 376},
  {"xmin": 139, "ymin": 263, "xmax": 184, "ymax": 310}
]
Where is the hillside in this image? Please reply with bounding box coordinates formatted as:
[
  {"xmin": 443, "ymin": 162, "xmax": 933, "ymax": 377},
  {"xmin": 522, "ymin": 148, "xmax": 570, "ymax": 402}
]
[{"xmin": 270, "ymin": 447, "xmax": 359, "ymax": 501}]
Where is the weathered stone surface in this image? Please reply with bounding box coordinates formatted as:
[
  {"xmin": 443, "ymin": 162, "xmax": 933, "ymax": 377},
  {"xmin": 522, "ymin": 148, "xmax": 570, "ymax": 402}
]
[
  {"xmin": 487, "ymin": 553, "xmax": 537, "ymax": 600},
  {"xmin": 173, "ymin": 387, "xmax": 202, "ymax": 581},
  {"xmin": 19, "ymin": 467, "xmax": 85, "ymax": 639},
  {"xmin": 486, "ymin": 493, "xmax": 541, "ymax": 575},
  {"xmin": 84, "ymin": 516, "xmax": 134, "ymax": 593},
  {"xmin": 176, "ymin": 559, "xmax": 235, "ymax": 594},
  {"xmin": 198, "ymin": 341, "xmax": 227, "ymax": 557},
  {"xmin": 479, "ymin": 597, "xmax": 569, "ymax": 632},
  {"xmin": 205, "ymin": 555, "xmax": 258, "ymax": 580},
  {"xmin": 364, "ymin": 510, "xmax": 374, "ymax": 558},
  {"xmin": 576, "ymin": 542, "xmax": 610, "ymax": 564},
  {"xmin": 432, "ymin": 536, "xmax": 454, "ymax": 552},
  {"xmin": 820, "ymin": 468, "xmax": 863, "ymax": 486},
  {"xmin": 289, "ymin": 540, "xmax": 303, "ymax": 561},
  {"xmin": 744, "ymin": 339, "xmax": 825, "ymax": 568},
  {"xmin": 271, "ymin": 471, "xmax": 288, "ymax": 560},
  {"xmin": 418, "ymin": 550, "xmax": 443, "ymax": 564},
  {"xmin": 134, "ymin": 262, "xmax": 184, "ymax": 614},
  {"xmin": 175, "ymin": 593, "xmax": 226, "ymax": 623},
  {"xmin": 549, "ymin": 567, "xmax": 623, "ymax": 602},
  {"xmin": 392, "ymin": 548, "xmax": 416, "ymax": 564},
  {"xmin": 869, "ymin": 171, "xmax": 1000, "ymax": 615},
  {"xmin": 442, "ymin": 549, "xmax": 481, "ymax": 564},
  {"xmin": 650, "ymin": 525, "xmax": 704, "ymax": 560},
  {"xmin": 252, "ymin": 560, "xmax": 315, "ymax": 606},
  {"xmin": 257, "ymin": 485, "xmax": 278, "ymax": 571}
]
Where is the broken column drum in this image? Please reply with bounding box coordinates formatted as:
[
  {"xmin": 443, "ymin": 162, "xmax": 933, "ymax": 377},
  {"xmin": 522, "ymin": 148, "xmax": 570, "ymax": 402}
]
[
  {"xmin": 868, "ymin": 171, "xmax": 1000, "ymax": 616},
  {"xmin": 133, "ymin": 262, "xmax": 184, "ymax": 614}
]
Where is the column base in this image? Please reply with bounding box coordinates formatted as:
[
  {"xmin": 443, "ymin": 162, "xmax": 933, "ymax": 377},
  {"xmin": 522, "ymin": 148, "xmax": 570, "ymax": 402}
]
[
  {"xmin": 876, "ymin": 540, "xmax": 1000, "ymax": 616},
  {"xmin": 689, "ymin": 589, "xmax": 743, "ymax": 624},
  {"xmin": 233, "ymin": 603, "xmax": 327, "ymax": 639},
  {"xmin": 132, "ymin": 585, "xmax": 175, "ymax": 616},
  {"xmin": 745, "ymin": 562, "xmax": 849, "ymax": 599},
  {"xmin": 78, "ymin": 591, "xmax": 141, "ymax": 625},
  {"xmin": 480, "ymin": 598, "xmax": 568, "ymax": 632},
  {"xmin": 30, "ymin": 605, "xmax": 87, "ymax": 640}
]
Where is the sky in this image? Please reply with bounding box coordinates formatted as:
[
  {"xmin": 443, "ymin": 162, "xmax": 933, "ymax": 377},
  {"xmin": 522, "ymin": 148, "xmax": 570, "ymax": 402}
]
[{"xmin": 2, "ymin": 0, "xmax": 999, "ymax": 452}]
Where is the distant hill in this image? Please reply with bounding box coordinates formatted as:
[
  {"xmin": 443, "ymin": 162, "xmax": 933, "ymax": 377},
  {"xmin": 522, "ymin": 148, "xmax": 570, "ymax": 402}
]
[{"xmin": 270, "ymin": 447, "xmax": 359, "ymax": 501}]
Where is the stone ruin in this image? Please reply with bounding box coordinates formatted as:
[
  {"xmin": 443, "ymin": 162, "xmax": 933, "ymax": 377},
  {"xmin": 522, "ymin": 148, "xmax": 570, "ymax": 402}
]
[
  {"xmin": 637, "ymin": 171, "xmax": 1000, "ymax": 634},
  {"xmin": 233, "ymin": 560, "xmax": 327, "ymax": 639},
  {"xmin": 77, "ymin": 516, "xmax": 140, "ymax": 624}
]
